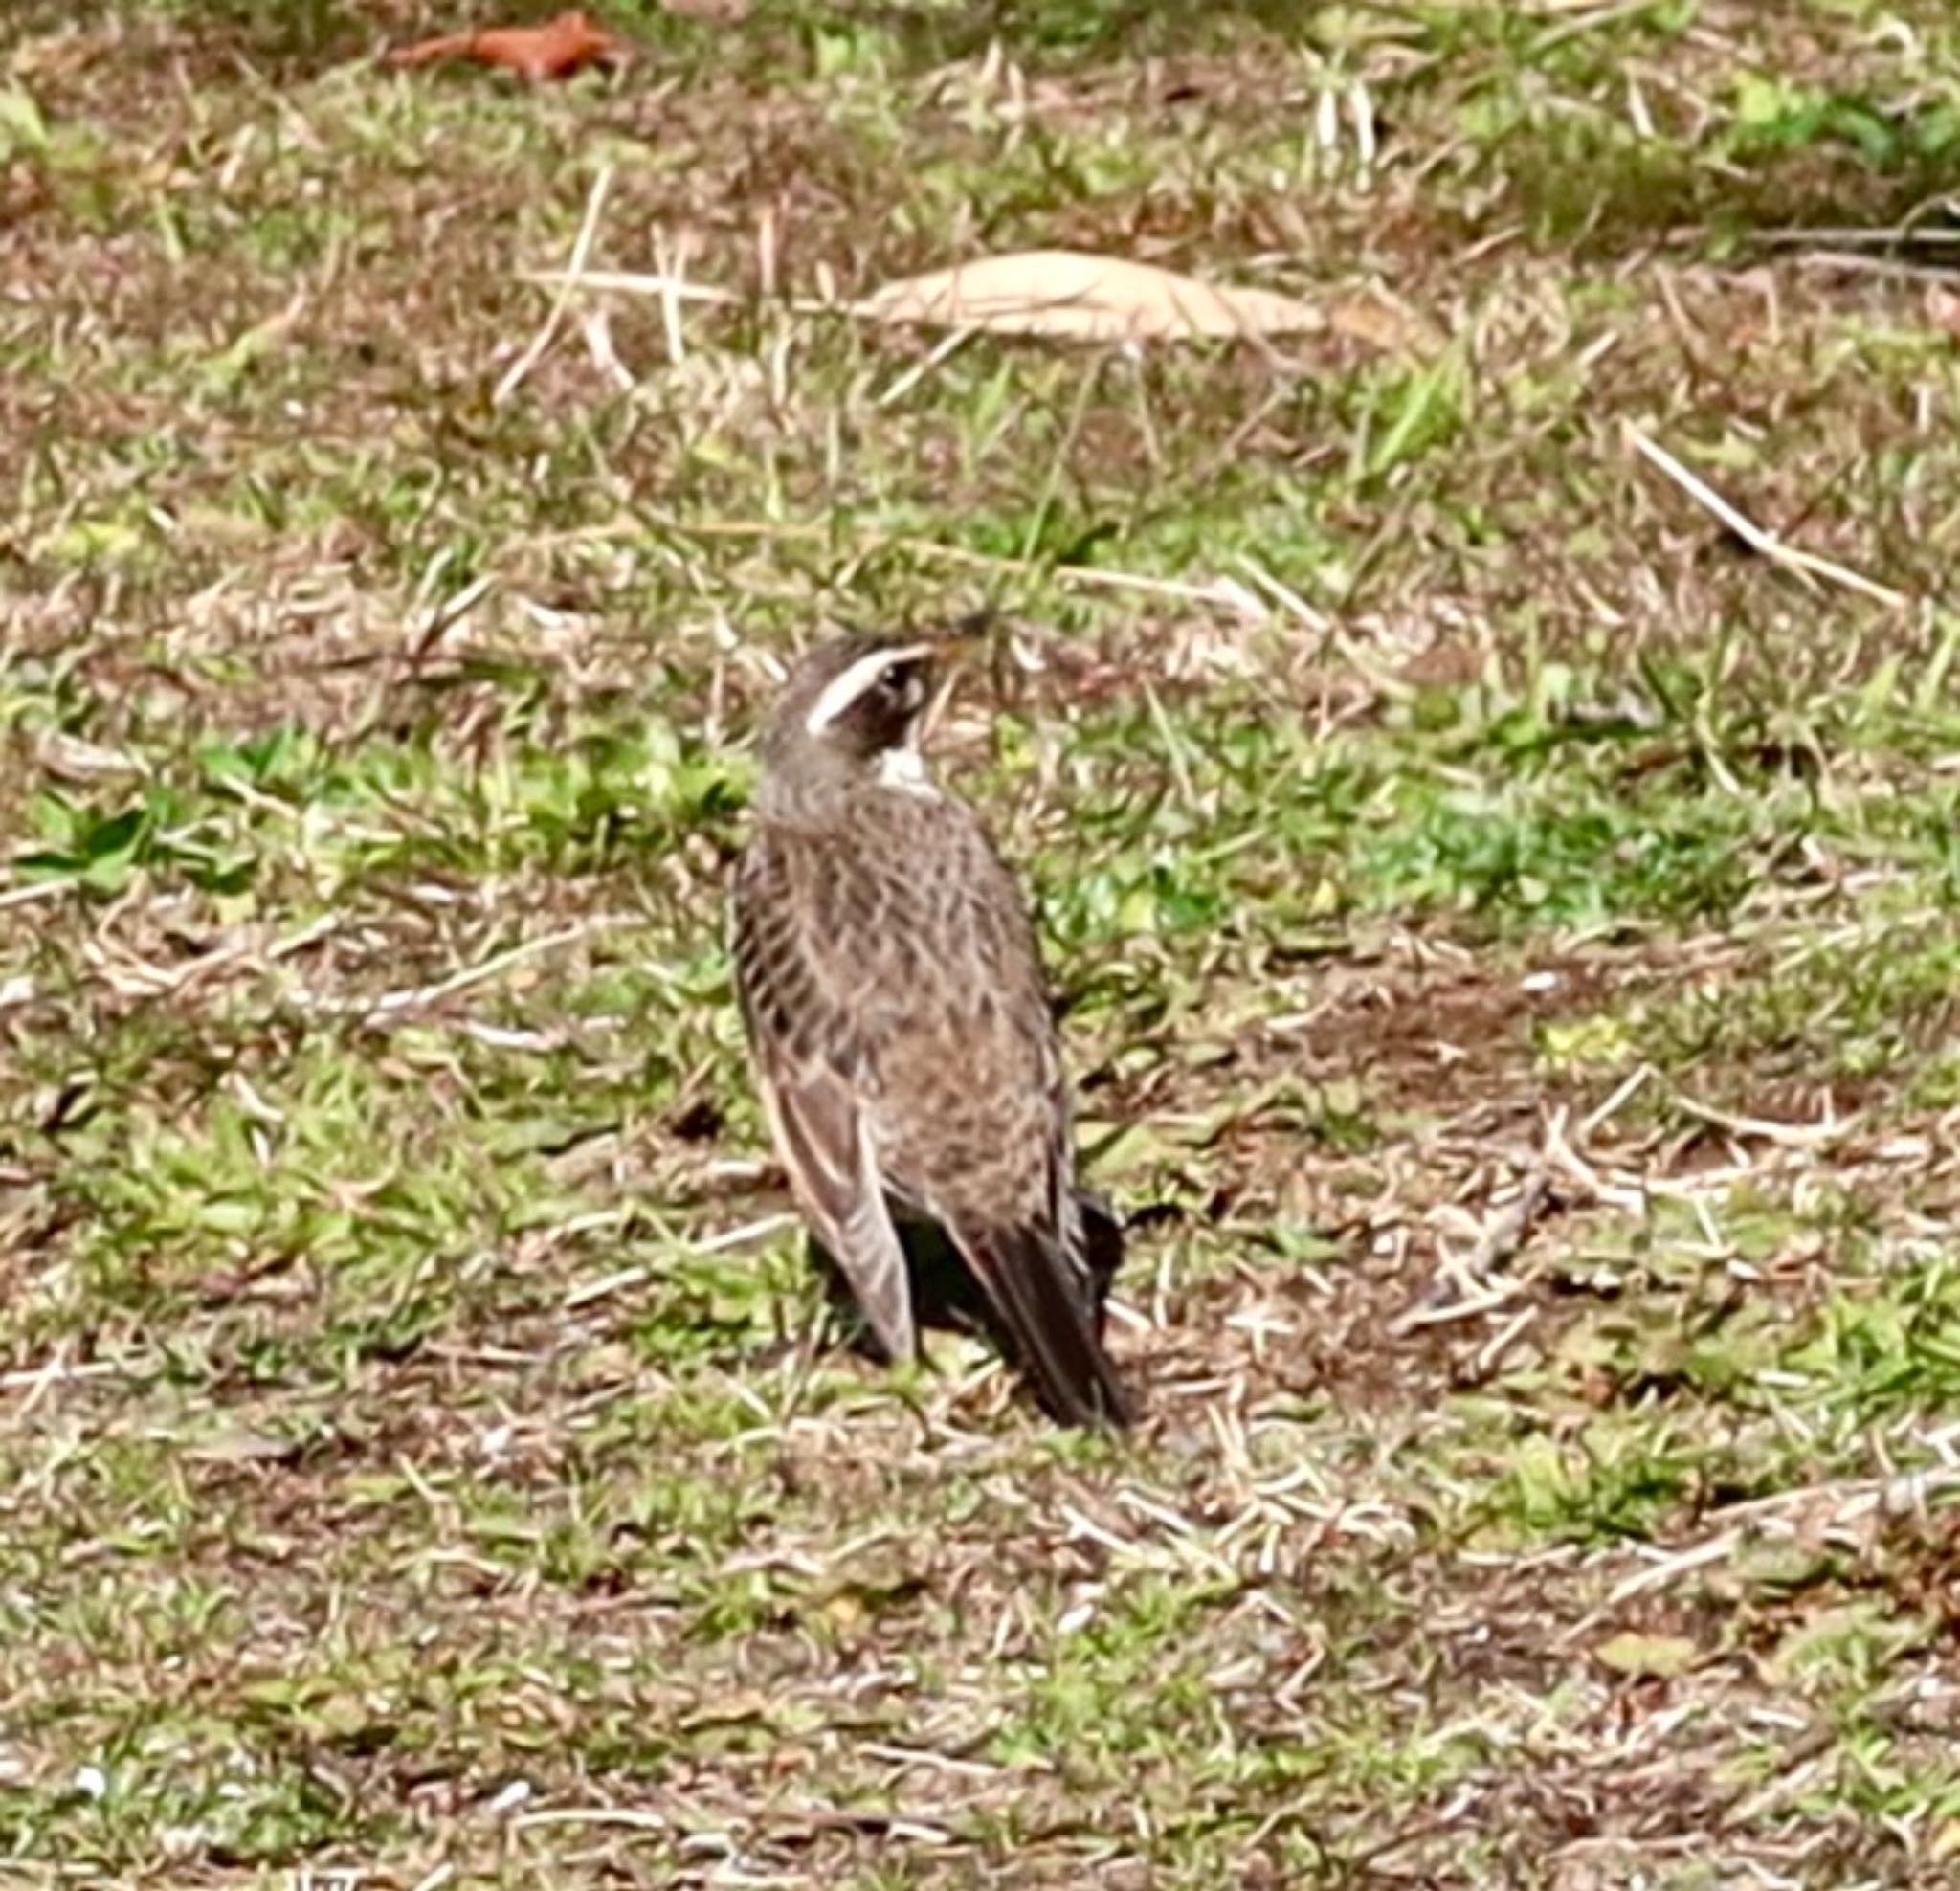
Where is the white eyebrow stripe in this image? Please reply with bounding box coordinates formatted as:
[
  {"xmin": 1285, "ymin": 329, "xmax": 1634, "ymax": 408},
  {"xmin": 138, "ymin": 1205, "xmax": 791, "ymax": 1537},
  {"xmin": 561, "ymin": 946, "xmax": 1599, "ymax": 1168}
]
[{"xmin": 802, "ymin": 643, "xmax": 935, "ymax": 736}]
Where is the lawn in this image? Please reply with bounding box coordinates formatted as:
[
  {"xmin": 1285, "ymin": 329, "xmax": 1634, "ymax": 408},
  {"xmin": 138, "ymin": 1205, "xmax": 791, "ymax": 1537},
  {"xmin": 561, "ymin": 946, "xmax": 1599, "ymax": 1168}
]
[{"xmin": 6, "ymin": 1, "xmax": 1960, "ymax": 1884}]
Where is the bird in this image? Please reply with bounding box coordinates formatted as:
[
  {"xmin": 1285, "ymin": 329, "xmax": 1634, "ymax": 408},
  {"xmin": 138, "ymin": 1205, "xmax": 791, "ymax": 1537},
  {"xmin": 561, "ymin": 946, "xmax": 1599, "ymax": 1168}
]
[{"xmin": 730, "ymin": 632, "xmax": 1134, "ymax": 1428}]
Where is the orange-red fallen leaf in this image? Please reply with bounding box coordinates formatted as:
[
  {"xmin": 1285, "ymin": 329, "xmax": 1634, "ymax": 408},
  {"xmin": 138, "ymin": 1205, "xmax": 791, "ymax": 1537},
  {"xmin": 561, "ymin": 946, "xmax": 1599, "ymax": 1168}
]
[{"xmin": 388, "ymin": 10, "xmax": 625, "ymax": 82}]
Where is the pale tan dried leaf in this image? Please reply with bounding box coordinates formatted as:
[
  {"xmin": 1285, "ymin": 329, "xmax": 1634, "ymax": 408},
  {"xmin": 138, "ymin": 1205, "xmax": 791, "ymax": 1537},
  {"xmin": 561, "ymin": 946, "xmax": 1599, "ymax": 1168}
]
[
  {"xmin": 860, "ymin": 249, "xmax": 1325, "ymax": 344},
  {"xmin": 1593, "ymin": 1631, "xmax": 1701, "ymax": 1678}
]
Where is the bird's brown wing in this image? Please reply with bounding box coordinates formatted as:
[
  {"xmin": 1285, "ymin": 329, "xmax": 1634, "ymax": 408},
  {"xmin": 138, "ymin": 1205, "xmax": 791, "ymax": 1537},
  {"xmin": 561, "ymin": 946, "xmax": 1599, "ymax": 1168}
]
[
  {"xmin": 731, "ymin": 835, "xmax": 916, "ymax": 1363},
  {"xmin": 868, "ymin": 807, "xmax": 1134, "ymax": 1427}
]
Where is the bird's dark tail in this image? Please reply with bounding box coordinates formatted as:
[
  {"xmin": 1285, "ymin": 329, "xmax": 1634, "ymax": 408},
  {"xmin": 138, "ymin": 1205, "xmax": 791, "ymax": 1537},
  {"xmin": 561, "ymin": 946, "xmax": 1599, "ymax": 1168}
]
[{"xmin": 948, "ymin": 1219, "xmax": 1135, "ymax": 1429}]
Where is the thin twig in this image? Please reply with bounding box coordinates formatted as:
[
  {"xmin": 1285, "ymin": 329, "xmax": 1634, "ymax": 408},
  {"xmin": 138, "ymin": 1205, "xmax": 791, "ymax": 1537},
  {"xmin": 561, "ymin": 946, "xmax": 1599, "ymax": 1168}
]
[
  {"xmin": 511, "ymin": 1807, "xmax": 671, "ymax": 1835},
  {"xmin": 1598, "ymin": 1465, "xmax": 1960, "ymax": 1611},
  {"xmin": 0, "ymin": 881, "xmax": 70, "ymax": 912},
  {"xmin": 695, "ymin": 1211, "xmax": 800, "ymax": 1254},
  {"xmin": 296, "ymin": 917, "xmax": 635, "ymax": 1020},
  {"xmin": 1796, "ymin": 249, "xmax": 1960, "ymax": 286},
  {"xmin": 498, "ymin": 165, "xmax": 615, "ymax": 407},
  {"xmin": 1674, "ymin": 1094, "xmax": 1859, "ymax": 1149},
  {"xmin": 1758, "ymin": 225, "xmax": 1960, "ymax": 247},
  {"xmin": 1628, "ymin": 426, "xmax": 1908, "ymax": 609},
  {"xmin": 523, "ymin": 265, "xmax": 819, "ymax": 311},
  {"xmin": 534, "ymin": 512, "xmax": 1270, "ymax": 615},
  {"xmin": 876, "ymin": 323, "xmax": 978, "ymax": 409},
  {"xmin": 1580, "ymin": 1061, "xmax": 1655, "ymax": 1139}
]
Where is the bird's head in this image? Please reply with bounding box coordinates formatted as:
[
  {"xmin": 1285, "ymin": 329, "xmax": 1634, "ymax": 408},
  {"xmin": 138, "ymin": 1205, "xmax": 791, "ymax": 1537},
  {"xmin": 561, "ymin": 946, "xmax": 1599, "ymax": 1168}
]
[{"xmin": 756, "ymin": 634, "xmax": 951, "ymax": 814}]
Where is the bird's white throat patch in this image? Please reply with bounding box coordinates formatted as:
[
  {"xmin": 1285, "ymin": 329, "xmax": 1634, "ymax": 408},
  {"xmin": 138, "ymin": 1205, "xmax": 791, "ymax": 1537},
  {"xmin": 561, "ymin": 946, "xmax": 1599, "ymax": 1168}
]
[
  {"xmin": 803, "ymin": 643, "xmax": 934, "ymax": 737},
  {"xmin": 876, "ymin": 744, "xmax": 937, "ymax": 795}
]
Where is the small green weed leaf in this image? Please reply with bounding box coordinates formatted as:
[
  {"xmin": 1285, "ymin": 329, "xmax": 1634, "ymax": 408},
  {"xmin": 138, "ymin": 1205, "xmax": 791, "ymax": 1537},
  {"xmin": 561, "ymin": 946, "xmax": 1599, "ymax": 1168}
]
[
  {"xmin": 0, "ymin": 85, "xmax": 48, "ymax": 158},
  {"xmin": 1364, "ymin": 346, "xmax": 1467, "ymax": 479}
]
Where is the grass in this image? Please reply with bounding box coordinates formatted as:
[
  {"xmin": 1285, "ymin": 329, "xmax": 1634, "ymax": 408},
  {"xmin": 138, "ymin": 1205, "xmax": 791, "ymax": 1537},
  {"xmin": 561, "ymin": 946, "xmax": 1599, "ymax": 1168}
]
[{"xmin": 8, "ymin": 0, "xmax": 1960, "ymax": 1883}]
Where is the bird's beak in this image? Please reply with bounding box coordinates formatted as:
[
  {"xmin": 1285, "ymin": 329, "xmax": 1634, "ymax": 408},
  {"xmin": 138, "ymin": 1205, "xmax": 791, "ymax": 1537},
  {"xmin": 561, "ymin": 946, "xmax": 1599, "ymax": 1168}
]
[
  {"xmin": 917, "ymin": 634, "xmax": 976, "ymax": 745},
  {"xmin": 943, "ymin": 606, "xmax": 998, "ymax": 645},
  {"xmin": 919, "ymin": 668, "xmax": 958, "ymax": 745},
  {"xmin": 897, "ymin": 615, "xmax": 991, "ymax": 745}
]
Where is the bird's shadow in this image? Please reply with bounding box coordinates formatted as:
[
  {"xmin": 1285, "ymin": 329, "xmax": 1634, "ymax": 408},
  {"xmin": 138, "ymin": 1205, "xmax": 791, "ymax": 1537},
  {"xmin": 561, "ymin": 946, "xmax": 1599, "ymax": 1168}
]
[{"xmin": 808, "ymin": 1190, "xmax": 1127, "ymax": 1368}]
